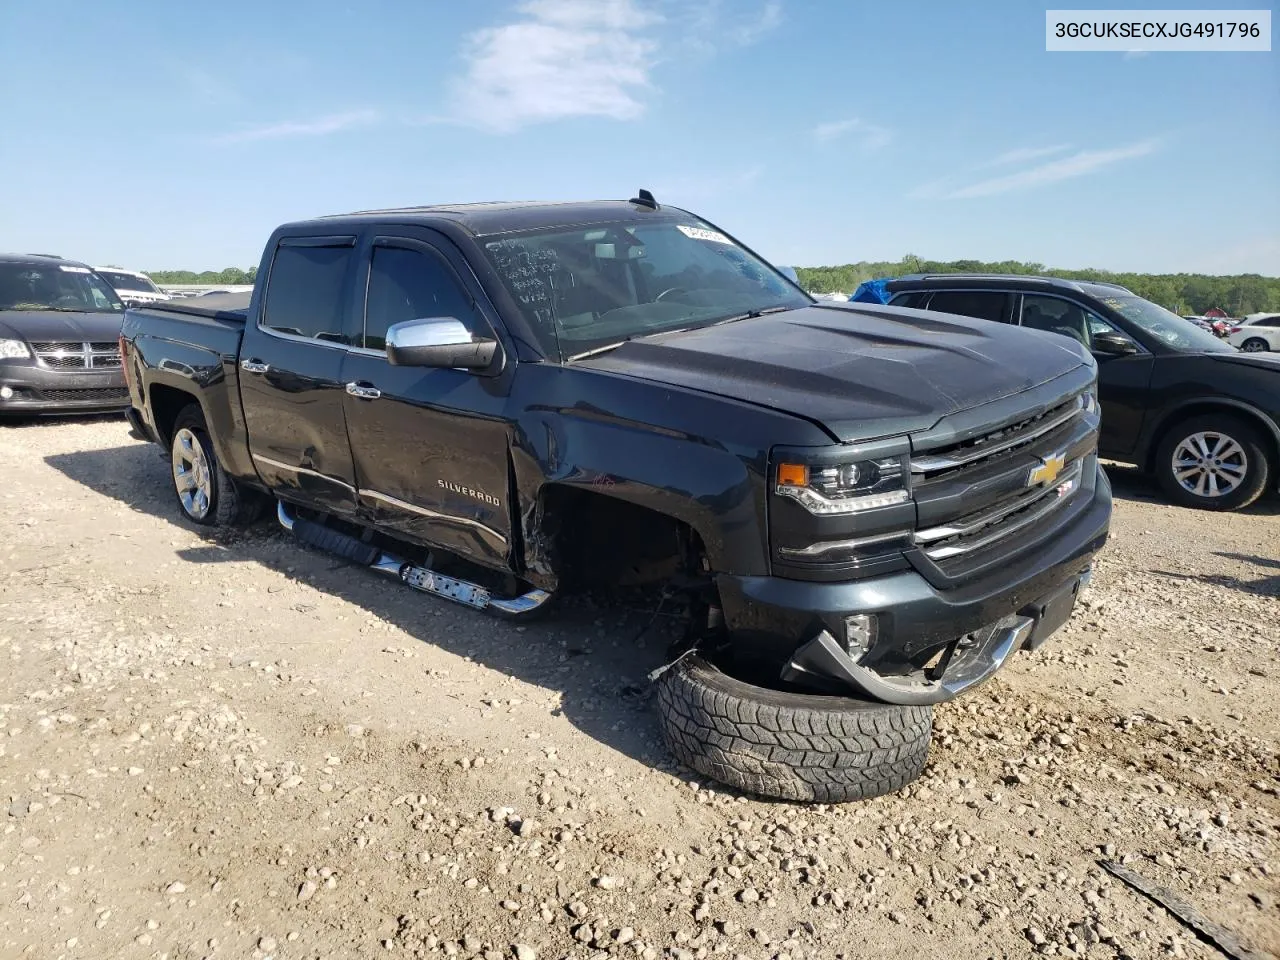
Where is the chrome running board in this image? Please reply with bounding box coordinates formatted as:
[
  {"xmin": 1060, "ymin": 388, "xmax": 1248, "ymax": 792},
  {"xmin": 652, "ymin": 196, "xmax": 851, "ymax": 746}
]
[{"xmin": 276, "ymin": 501, "xmax": 552, "ymax": 618}]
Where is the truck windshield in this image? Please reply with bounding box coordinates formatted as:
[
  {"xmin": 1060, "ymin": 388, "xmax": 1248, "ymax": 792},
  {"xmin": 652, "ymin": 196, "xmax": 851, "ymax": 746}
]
[
  {"xmin": 0, "ymin": 262, "xmax": 124, "ymax": 313},
  {"xmin": 479, "ymin": 217, "xmax": 810, "ymax": 360},
  {"xmin": 1099, "ymin": 295, "xmax": 1235, "ymax": 354},
  {"xmin": 98, "ymin": 270, "xmax": 161, "ymax": 294}
]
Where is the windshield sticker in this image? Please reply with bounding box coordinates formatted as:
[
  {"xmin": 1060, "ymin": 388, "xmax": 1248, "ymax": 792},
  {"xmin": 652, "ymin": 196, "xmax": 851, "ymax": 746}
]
[
  {"xmin": 58, "ymin": 265, "xmax": 91, "ymax": 274},
  {"xmin": 677, "ymin": 225, "xmax": 732, "ymax": 245}
]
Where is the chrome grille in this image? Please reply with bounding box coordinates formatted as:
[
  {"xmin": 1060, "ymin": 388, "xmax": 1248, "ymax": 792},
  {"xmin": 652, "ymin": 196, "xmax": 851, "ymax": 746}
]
[
  {"xmin": 31, "ymin": 341, "xmax": 121, "ymax": 370},
  {"xmin": 911, "ymin": 394, "xmax": 1085, "ymax": 477},
  {"xmin": 911, "ymin": 391, "xmax": 1094, "ymax": 576},
  {"xmin": 916, "ymin": 459, "xmax": 1084, "ymax": 560}
]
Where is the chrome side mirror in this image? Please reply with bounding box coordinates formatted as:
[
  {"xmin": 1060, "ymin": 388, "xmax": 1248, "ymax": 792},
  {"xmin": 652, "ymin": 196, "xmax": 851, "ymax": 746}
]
[{"xmin": 385, "ymin": 317, "xmax": 498, "ymax": 369}]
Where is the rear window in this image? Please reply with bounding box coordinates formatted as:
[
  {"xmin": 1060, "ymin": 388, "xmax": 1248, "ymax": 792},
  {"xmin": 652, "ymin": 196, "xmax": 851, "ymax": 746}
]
[
  {"xmin": 261, "ymin": 241, "xmax": 354, "ymax": 343},
  {"xmin": 99, "ymin": 271, "xmax": 159, "ymax": 294}
]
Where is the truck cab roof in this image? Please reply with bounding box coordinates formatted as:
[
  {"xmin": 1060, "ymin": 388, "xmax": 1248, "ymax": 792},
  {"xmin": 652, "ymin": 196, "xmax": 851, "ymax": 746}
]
[{"xmin": 307, "ymin": 199, "xmax": 687, "ymax": 238}]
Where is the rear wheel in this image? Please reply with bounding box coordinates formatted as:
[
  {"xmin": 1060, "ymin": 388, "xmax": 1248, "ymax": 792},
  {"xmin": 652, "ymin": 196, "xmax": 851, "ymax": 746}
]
[
  {"xmin": 1241, "ymin": 337, "xmax": 1269, "ymax": 352},
  {"xmin": 169, "ymin": 405, "xmax": 264, "ymax": 527},
  {"xmin": 1154, "ymin": 414, "xmax": 1270, "ymax": 511}
]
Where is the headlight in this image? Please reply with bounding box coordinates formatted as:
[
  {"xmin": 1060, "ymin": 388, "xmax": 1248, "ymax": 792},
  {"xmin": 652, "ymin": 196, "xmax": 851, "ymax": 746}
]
[
  {"xmin": 0, "ymin": 339, "xmax": 31, "ymax": 359},
  {"xmin": 775, "ymin": 456, "xmax": 909, "ymax": 515}
]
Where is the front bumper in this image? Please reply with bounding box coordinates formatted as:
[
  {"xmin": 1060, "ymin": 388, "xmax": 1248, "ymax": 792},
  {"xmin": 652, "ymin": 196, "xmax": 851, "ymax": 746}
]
[
  {"xmin": 0, "ymin": 362, "xmax": 128, "ymax": 414},
  {"xmin": 716, "ymin": 463, "xmax": 1112, "ymax": 705}
]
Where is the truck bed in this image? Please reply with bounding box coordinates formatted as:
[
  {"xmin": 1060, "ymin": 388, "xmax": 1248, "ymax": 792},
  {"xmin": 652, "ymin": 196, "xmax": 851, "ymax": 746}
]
[{"xmin": 140, "ymin": 292, "xmax": 251, "ymax": 323}]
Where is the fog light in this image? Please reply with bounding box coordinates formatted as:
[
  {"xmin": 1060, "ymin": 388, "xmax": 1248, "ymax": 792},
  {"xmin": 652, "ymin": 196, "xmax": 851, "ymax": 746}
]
[
  {"xmin": 0, "ymin": 386, "xmax": 13, "ymax": 400},
  {"xmin": 843, "ymin": 614, "xmax": 879, "ymax": 661}
]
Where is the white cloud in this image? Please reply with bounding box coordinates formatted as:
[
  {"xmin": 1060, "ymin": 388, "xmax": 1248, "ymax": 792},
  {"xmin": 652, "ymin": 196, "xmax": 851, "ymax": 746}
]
[
  {"xmin": 212, "ymin": 109, "xmax": 380, "ymax": 144},
  {"xmin": 947, "ymin": 140, "xmax": 1160, "ymax": 198},
  {"xmin": 730, "ymin": 2, "xmax": 783, "ymax": 45},
  {"xmin": 812, "ymin": 117, "xmax": 893, "ymax": 150},
  {"xmin": 983, "ymin": 144, "xmax": 1072, "ymax": 167},
  {"xmin": 452, "ymin": 0, "xmax": 661, "ymax": 133},
  {"xmin": 677, "ymin": 0, "xmax": 782, "ymax": 52},
  {"xmin": 1123, "ymin": 49, "xmax": 1150, "ymax": 60}
]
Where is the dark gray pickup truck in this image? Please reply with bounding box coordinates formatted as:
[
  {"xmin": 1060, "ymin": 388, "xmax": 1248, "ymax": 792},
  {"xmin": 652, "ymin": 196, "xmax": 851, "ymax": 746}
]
[{"xmin": 121, "ymin": 192, "xmax": 1111, "ymax": 801}]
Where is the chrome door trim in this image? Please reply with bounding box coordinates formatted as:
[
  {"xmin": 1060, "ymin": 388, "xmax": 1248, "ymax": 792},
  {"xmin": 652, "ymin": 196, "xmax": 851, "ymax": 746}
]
[
  {"xmin": 363, "ymin": 489, "xmax": 508, "ymax": 545},
  {"xmin": 251, "ymin": 453, "xmax": 357, "ymax": 492}
]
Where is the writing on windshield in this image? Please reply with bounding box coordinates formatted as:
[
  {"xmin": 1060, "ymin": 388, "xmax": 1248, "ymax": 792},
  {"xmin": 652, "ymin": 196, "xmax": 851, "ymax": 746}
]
[{"xmin": 482, "ymin": 218, "xmax": 809, "ymax": 360}]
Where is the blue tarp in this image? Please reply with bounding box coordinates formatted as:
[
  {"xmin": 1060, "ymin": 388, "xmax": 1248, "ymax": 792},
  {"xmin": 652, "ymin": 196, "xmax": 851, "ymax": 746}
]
[{"xmin": 849, "ymin": 277, "xmax": 895, "ymax": 304}]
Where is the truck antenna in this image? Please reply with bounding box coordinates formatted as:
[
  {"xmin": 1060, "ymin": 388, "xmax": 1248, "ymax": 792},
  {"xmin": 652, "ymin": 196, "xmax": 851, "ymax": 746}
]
[{"xmin": 629, "ymin": 188, "xmax": 659, "ymax": 210}]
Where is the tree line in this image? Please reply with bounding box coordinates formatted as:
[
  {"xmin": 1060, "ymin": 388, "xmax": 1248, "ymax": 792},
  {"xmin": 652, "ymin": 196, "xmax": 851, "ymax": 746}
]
[
  {"xmin": 794, "ymin": 256, "xmax": 1280, "ymax": 316},
  {"xmin": 147, "ymin": 267, "xmax": 258, "ymax": 285},
  {"xmin": 144, "ymin": 258, "xmax": 1280, "ymax": 316}
]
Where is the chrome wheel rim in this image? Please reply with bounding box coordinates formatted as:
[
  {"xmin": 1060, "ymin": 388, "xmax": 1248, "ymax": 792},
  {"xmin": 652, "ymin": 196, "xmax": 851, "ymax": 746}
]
[
  {"xmin": 1242, "ymin": 339, "xmax": 1267, "ymax": 352},
  {"xmin": 172, "ymin": 427, "xmax": 213, "ymax": 519},
  {"xmin": 1171, "ymin": 431, "xmax": 1248, "ymax": 499}
]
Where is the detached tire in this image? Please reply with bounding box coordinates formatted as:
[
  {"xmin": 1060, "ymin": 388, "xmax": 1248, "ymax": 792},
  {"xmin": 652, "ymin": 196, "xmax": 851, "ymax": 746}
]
[
  {"xmin": 169, "ymin": 404, "xmax": 264, "ymax": 528},
  {"xmin": 656, "ymin": 654, "xmax": 933, "ymax": 802},
  {"xmin": 1154, "ymin": 413, "xmax": 1270, "ymax": 512}
]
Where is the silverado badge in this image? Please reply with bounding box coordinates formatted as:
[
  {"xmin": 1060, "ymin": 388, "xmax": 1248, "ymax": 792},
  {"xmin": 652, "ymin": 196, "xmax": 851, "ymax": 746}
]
[{"xmin": 1028, "ymin": 452, "xmax": 1066, "ymax": 488}]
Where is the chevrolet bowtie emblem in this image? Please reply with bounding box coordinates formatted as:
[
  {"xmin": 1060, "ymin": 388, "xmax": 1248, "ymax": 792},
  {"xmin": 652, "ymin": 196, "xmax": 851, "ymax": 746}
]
[{"xmin": 1028, "ymin": 452, "xmax": 1066, "ymax": 487}]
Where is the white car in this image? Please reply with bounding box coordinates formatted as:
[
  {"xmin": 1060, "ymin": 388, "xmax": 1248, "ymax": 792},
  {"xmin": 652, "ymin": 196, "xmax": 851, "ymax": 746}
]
[
  {"xmin": 94, "ymin": 267, "xmax": 170, "ymax": 306},
  {"xmin": 1227, "ymin": 313, "xmax": 1280, "ymax": 353}
]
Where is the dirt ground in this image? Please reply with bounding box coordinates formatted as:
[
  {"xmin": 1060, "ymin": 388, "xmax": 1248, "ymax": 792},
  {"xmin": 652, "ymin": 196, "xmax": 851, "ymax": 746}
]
[{"xmin": 1, "ymin": 416, "xmax": 1277, "ymax": 960}]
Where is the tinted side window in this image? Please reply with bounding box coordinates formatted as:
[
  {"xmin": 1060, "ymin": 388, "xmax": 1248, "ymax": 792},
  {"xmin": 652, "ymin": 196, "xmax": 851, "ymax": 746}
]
[
  {"xmin": 890, "ymin": 292, "xmax": 928, "ymax": 309},
  {"xmin": 364, "ymin": 245, "xmax": 485, "ymax": 351},
  {"xmin": 262, "ymin": 242, "xmax": 354, "ymax": 343},
  {"xmin": 1021, "ymin": 295, "xmax": 1091, "ymax": 346},
  {"xmin": 925, "ymin": 291, "xmax": 1010, "ymax": 324}
]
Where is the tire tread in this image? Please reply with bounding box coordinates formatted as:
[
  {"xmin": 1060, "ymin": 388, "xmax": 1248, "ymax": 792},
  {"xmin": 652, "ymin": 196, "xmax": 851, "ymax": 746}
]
[{"xmin": 656, "ymin": 654, "xmax": 933, "ymax": 803}]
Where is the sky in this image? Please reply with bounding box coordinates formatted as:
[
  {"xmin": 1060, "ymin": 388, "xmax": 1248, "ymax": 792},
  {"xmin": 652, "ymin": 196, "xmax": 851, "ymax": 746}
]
[{"xmin": 1, "ymin": 0, "xmax": 1277, "ymax": 275}]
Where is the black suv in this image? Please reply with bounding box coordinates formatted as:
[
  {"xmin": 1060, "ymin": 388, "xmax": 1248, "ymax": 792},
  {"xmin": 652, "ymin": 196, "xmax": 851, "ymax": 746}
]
[{"xmin": 886, "ymin": 275, "xmax": 1280, "ymax": 511}]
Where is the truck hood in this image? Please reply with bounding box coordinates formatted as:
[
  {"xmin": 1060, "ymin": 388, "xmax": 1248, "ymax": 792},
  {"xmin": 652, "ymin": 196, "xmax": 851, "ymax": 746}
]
[
  {"xmin": 578, "ymin": 303, "xmax": 1089, "ymax": 442},
  {"xmin": 0, "ymin": 310, "xmax": 126, "ymax": 342}
]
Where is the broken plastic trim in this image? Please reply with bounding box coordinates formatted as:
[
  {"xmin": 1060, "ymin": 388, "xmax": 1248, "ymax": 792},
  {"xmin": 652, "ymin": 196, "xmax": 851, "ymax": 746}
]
[
  {"xmin": 277, "ymin": 501, "xmax": 552, "ymax": 618},
  {"xmin": 781, "ymin": 615, "xmax": 1034, "ymax": 706}
]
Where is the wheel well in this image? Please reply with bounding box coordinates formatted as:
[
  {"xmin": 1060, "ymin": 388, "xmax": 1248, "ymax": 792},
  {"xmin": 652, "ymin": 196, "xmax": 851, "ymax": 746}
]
[
  {"xmin": 148, "ymin": 384, "xmax": 200, "ymax": 447},
  {"xmin": 1145, "ymin": 402, "xmax": 1280, "ymax": 474},
  {"xmin": 535, "ymin": 485, "xmax": 708, "ymax": 589}
]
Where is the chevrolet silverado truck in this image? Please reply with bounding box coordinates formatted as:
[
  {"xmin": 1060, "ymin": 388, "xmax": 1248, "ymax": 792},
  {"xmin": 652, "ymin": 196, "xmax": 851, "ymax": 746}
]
[{"xmin": 121, "ymin": 192, "xmax": 1111, "ymax": 802}]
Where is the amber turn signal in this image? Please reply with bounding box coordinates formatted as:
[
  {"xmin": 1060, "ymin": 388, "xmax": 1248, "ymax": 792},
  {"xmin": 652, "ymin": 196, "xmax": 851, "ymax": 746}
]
[{"xmin": 777, "ymin": 463, "xmax": 808, "ymax": 487}]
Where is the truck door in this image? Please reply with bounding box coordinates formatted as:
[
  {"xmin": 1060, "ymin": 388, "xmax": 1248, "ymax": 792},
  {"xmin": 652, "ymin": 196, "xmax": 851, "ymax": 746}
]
[
  {"xmin": 339, "ymin": 232, "xmax": 514, "ymax": 569},
  {"xmin": 240, "ymin": 235, "xmax": 360, "ymax": 516}
]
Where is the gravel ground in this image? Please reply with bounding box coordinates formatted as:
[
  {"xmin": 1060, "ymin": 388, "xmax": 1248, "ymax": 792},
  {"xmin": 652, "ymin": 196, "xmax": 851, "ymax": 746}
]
[{"xmin": 1, "ymin": 416, "xmax": 1277, "ymax": 960}]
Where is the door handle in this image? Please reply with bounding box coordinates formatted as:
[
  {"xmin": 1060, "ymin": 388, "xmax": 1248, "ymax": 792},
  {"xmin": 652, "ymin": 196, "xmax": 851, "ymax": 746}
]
[
  {"xmin": 240, "ymin": 359, "xmax": 270, "ymax": 374},
  {"xmin": 345, "ymin": 381, "xmax": 382, "ymax": 400}
]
